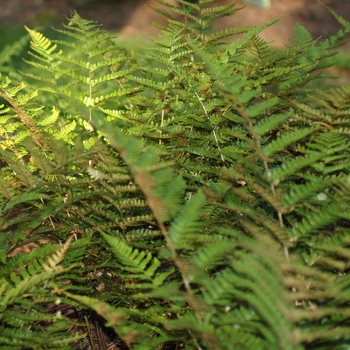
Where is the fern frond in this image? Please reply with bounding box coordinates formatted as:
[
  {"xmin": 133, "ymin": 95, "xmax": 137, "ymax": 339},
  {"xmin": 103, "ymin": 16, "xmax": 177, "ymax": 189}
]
[
  {"xmin": 287, "ymin": 202, "xmax": 345, "ymax": 238},
  {"xmin": 102, "ymin": 233, "xmax": 170, "ymax": 286},
  {"xmin": 253, "ymin": 111, "xmax": 293, "ymax": 136},
  {"xmin": 168, "ymin": 190, "xmax": 206, "ymax": 248},
  {"xmin": 261, "ymin": 127, "xmax": 316, "ymax": 157},
  {"xmin": 290, "ymin": 23, "xmax": 315, "ymax": 47},
  {"xmin": 267, "ymin": 153, "xmax": 324, "ymax": 185},
  {"xmin": 0, "ymin": 33, "xmax": 29, "ymax": 71},
  {"xmin": 0, "ymin": 3, "xmax": 349, "ymax": 349},
  {"xmin": 25, "ymin": 26, "xmax": 58, "ymax": 58}
]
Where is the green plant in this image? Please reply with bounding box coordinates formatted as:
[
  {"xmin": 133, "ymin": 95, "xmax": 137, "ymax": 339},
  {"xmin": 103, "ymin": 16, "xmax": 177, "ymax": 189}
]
[{"xmin": 0, "ymin": 1, "xmax": 349, "ymax": 349}]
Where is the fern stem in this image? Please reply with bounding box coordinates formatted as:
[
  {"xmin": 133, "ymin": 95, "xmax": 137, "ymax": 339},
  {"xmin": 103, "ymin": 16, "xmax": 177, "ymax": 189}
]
[
  {"xmin": 236, "ymin": 105, "xmax": 288, "ymax": 253},
  {"xmin": 0, "ymin": 90, "xmax": 47, "ymax": 149},
  {"xmin": 194, "ymin": 90, "xmax": 225, "ymax": 162},
  {"xmin": 84, "ymin": 316, "xmax": 96, "ymax": 350},
  {"xmin": 158, "ymin": 220, "xmax": 198, "ymax": 310},
  {"xmin": 155, "ymin": 219, "xmax": 205, "ymax": 349}
]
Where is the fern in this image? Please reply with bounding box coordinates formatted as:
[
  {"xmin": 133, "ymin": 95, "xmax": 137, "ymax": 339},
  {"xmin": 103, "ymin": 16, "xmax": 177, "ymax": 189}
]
[
  {"xmin": 22, "ymin": 10, "xmax": 136, "ymax": 141},
  {"xmin": 0, "ymin": 237, "xmax": 89, "ymax": 349},
  {"xmin": 0, "ymin": 32, "xmax": 29, "ymax": 75},
  {"xmin": 0, "ymin": 1, "xmax": 349, "ymax": 349}
]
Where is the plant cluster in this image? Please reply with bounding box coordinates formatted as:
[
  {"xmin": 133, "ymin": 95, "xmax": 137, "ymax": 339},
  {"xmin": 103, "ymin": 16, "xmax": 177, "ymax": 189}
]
[{"xmin": 0, "ymin": 1, "xmax": 349, "ymax": 349}]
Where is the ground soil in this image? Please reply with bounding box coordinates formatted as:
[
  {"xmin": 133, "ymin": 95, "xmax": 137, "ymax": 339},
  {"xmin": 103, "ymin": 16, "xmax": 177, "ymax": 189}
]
[{"xmin": 1, "ymin": 0, "xmax": 350, "ymax": 48}]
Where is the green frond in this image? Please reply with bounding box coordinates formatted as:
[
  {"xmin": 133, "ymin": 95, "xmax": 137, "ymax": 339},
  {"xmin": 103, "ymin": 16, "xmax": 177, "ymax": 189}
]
[
  {"xmin": 37, "ymin": 106, "xmax": 60, "ymax": 126},
  {"xmin": 19, "ymin": 68, "xmax": 58, "ymax": 86},
  {"xmin": 44, "ymin": 236, "xmax": 73, "ymax": 270},
  {"xmin": 55, "ymin": 120, "xmax": 77, "ymax": 140},
  {"xmin": 262, "ymin": 127, "xmax": 316, "ymax": 157},
  {"xmin": 25, "ymin": 26, "xmax": 58, "ymax": 58},
  {"xmin": 205, "ymin": 26, "xmax": 251, "ymax": 42},
  {"xmin": 2, "ymin": 191, "xmax": 48, "ymax": 213},
  {"xmin": 81, "ymin": 88, "xmax": 136, "ymax": 107},
  {"xmin": 191, "ymin": 240, "xmax": 234, "ymax": 274},
  {"xmin": 153, "ymin": 0, "xmax": 200, "ymax": 24},
  {"xmin": 267, "ymin": 152, "xmax": 324, "ymax": 185},
  {"xmin": 0, "ymin": 2, "xmax": 349, "ymax": 349},
  {"xmin": 290, "ymin": 23, "xmax": 315, "ymax": 47},
  {"xmin": 66, "ymin": 10, "xmax": 101, "ymax": 30},
  {"xmin": 0, "ymin": 33, "xmax": 29, "ymax": 71},
  {"xmin": 0, "ymin": 81, "xmax": 25, "ymax": 99},
  {"xmin": 53, "ymin": 29, "xmax": 100, "ymax": 45},
  {"xmin": 168, "ymin": 190, "xmax": 206, "ymax": 248},
  {"xmin": 288, "ymin": 202, "xmax": 342, "ymax": 238},
  {"xmin": 0, "ymin": 151, "xmax": 37, "ymax": 188},
  {"xmin": 102, "ymin": 233, "xmax": 167, "ymax": 284},
  {"xmin": 245, "ymin": 96, "xmax": 279, "ymax": 118},
  {"xmin": 281, "ymin": 179, "xmax": 331, "ymax": 209},
  {"xmin": 0, "ymin": 180, "xmax": 17, "ymax": 201},
  {"xmin": 2, "ymin": 247, "xmax": 70, "ymax": 310},
  {"xmin": 99, "ymin": 107, "xmax": 134, "ymax": 123},
  {"xmin": 253, "ymin": 111, "xmax": 293, "ymax": 136},
  {"xmin": 130, "ymin": 76, "xmax": 169, "ymax": 90}
]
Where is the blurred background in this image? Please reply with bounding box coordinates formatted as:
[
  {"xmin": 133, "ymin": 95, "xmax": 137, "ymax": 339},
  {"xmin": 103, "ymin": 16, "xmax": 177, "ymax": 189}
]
[{"xmin": 0, "ymin": 0, "xmax": 349, "ymax": 43}]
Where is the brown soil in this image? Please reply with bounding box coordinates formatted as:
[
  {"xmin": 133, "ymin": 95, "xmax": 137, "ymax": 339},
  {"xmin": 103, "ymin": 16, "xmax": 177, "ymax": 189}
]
[{"xmin": 1, "ymin": 0, "xmax": 350, "ymax": 48}]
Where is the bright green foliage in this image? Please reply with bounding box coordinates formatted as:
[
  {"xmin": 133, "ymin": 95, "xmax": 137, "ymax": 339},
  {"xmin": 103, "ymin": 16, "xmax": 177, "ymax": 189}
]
[{"xmin": 0, "ymin": 0, "xmax": 350, "ymax": 349}]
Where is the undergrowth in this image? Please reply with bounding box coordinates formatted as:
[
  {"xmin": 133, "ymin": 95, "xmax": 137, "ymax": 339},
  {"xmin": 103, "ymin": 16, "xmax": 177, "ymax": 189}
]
[{"xmin": 0, "ymin": 1, "xmax": 349, "ymax": 349}]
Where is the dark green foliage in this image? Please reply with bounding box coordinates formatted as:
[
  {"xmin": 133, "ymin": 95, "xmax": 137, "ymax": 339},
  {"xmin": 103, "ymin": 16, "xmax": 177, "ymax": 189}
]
[{"xmin": 0, "ymin": 1, "xmax": 349, "ymax": 349}]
